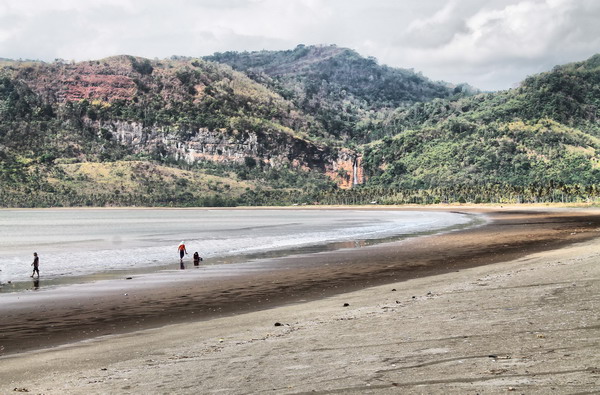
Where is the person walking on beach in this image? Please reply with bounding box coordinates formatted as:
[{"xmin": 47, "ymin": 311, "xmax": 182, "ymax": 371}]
[
  {"xmin": 178, "ymin": 241, "xmax": 188, "ymax": 264},
  {"xmin": 30, "ymin": 252, "xmax": 39, "ymax": 278}
]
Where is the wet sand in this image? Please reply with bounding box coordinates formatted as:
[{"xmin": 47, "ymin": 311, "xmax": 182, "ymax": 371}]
[
  {"xmin": 1, "ymin": 207, "xmax": 600, "ymax": 393},
  {"xmin": 1, "ymin": 207, "xmax": 599, "ymax": 356}
]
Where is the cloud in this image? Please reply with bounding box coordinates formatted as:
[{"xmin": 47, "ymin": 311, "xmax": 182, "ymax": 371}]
[
  {"xmin": 386, "ymin": 0, "xmax": 600, "ymax": 89},
  {"xmin": 403, "ymin": 1, "xmax": 469, "ymax": 48},
  {"xmin": 0, "ymin": 0, "xmax": 598, "ymax": 90}
]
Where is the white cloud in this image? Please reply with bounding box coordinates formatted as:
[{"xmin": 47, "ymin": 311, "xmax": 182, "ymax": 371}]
[
  {"xmin": 403, "ymin": 1, "xmax": 467, "ymax": 48},
  {"xmin": 0, "ymin": 0, "xmax": 598, "ymax": 90},
  {"xmin": 373, "ymin": 0, "xmax": 600, "ymax": 89}
]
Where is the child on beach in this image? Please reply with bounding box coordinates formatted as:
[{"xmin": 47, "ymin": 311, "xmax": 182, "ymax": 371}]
[
  {"xmin": 30, "ymin": 252, "xmax": 39, "ymax": 278},
  {"xmin": 193, "ymin": 252, "xmax": 203, "ymax": 266}
]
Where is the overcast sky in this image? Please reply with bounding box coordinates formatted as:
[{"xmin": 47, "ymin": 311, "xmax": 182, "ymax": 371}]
[{"xmin": 1, "ymin": 0, "xmax": 599, "ymax": 91}]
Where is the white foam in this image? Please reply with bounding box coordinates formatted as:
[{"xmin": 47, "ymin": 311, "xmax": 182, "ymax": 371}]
[{"xmin": 0, "ymin": 209, "xmax": 472, "ymax": 284}]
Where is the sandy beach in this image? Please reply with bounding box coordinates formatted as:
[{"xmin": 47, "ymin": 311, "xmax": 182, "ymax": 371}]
[{"xmin": 1, "ymin": 207, "xmax": 599, "ymax": 394}]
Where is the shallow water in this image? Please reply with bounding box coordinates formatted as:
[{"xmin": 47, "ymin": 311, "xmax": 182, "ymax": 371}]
[{"xmin": 0, "ymin": 208, "xmax": 474, "ymax": 289}]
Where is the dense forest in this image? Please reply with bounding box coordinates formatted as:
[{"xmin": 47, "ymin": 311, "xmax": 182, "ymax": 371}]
[
  {"xmin": 362, "ymin": 55, "xmax": 600, "ymax": 192},
  {"xmin": 0, "ymin": 47, "xmax": 598, "ymax": 207},
  {"xmin": 206, "ymin": 45, "xmax": 476, "ymax": 144}
]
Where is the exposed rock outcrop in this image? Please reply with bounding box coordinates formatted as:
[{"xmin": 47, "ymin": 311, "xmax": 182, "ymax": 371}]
[{"xmin": 97, "ymin": 121, "xmax": 363, "ymax": 188}]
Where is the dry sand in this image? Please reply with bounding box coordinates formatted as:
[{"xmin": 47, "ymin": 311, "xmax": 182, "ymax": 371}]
[{"xmin": 1, "ymin": 207, "xmax": 599, "ymax": 394}]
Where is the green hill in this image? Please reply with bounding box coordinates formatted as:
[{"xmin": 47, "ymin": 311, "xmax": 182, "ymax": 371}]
[
  {"xmin": 358, "ymin": 54, "xmax": 600, "ymax": 202},
  {"xmin": 0, "ymin": 49, "xmax": 598, "ymax": 207},
  {"xmin": 0, "ymin": 55, "xmax": 341, "ymax": 207},
  {"xmin": 206, "ymin": 45, "xmax": 476, "ymax": 143}
]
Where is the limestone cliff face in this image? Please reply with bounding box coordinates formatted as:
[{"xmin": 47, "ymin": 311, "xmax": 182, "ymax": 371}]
[{"xmin": 97, "ymin": 121, "xmax": 363, "ymax": 188}]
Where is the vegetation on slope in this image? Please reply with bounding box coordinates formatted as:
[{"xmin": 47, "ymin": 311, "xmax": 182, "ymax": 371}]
[
  {"xmin": 2, "ymin": 55, "xmax": 328, "ymax": 140},
  {"xmin": 359, "ymin": 54, "xmax": 600, "ymax": 200},
  {"xmin": 1, "ymin": 50, "xmax": 599, "ymax": 207},
  {"xmin": 206, "ymin": 45, "xmax": 476, "ymax": 143},
  {"xmin": 0, "ymin": 57, "xmax": 338, "ymax": 207}
]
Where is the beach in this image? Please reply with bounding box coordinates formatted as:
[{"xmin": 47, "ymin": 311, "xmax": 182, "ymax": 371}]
[{"xmin": 1, "ymin": 207, "xmax": 599, "ymax": 394}]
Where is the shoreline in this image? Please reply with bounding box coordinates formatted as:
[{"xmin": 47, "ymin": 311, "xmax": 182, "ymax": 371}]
[
  {"xmin": 0, "ymin": 207, "xmax": 599, "ymax": 393},
  {"xmin": 0, "ymin": 209, "xmax": 482, "ymax": 293},
  {"xmin": 1, "ymin": 208, "xmax": 599, "ymax": 358}
]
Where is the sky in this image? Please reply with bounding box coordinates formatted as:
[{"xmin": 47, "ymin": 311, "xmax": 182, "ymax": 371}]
[{"xmin": 1, "ymin": 0, "xmax": 599, "ymax": 91}]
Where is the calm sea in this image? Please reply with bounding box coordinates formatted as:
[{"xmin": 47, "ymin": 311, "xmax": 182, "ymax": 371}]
[{"xmin": 0, "ymin": 208, "xmax": 474, "ymax": 288}]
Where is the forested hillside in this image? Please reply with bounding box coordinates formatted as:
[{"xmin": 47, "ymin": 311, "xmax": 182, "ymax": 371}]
[
  {"xmin": 206, "ymin": 45, "xmax": 476, "ymax": 143},
  {"xmin": 0, "ymin": 55, "xmax": 341, "ymax": 207},
  {"xmin": 357, "ymin": 54, "xmax": 600, "ymax": 203},
  {"xmin": 0, "ymin": 48, "xmax": 598, "ymax": 207}
]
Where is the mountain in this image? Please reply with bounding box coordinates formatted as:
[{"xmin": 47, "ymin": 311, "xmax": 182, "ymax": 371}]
[
  {"xmin": 0, "ymin": 49, "xmax": 598, "ymax": 207},
  {"xmin": 206, "ymin": 45, "xmax": 476, "ymax": 143},
  {"xmin": 361, "ymin": 54, "xmax": 600, "ymax": 196},
  {"xmin": 0, "ymin": 55, "xmax": 356, "ymax": 207}
]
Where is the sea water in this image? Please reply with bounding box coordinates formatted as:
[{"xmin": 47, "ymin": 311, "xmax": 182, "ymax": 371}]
[{"xmin": 0, "ymin": 208, "xmax": 474, "ymax": 287}]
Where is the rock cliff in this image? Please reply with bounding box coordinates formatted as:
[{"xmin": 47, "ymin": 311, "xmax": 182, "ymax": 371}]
[{"xmin": 96, "ymin": 120, "xmax": 363, "ymax": 188}]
